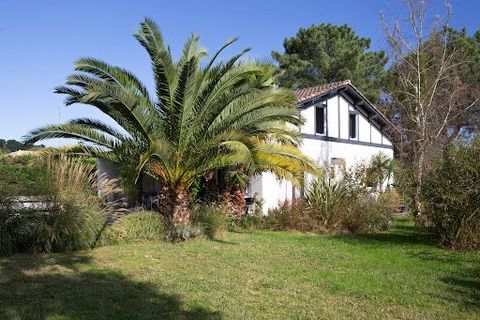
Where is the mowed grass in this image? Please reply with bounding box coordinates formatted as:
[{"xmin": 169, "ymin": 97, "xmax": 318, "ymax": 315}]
[{"xmin": 0, "ymin": 217, "xmax": 478, "ymax": 320}]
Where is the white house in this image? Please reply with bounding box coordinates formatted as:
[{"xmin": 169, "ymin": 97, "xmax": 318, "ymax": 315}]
[{"xmin": 247, "ymin": 80, "xmax": 395, "ymax": 215}]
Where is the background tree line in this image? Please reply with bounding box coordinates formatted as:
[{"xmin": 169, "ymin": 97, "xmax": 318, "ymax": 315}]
[{"xmin": 0, "ymin": 139, "xmax": 44, "ymax": 153}]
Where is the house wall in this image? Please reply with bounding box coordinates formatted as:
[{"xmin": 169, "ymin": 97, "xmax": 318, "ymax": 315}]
[
  {"xmin": 251, "ymin": 92, "xmax": 394, "ymax": 215},
  {"xmin": 97, "ymin": 159, "xmax": 162, "ymax": 201},
  {"xmin": 97, "ymin": 159, "xmax": 120, "ymax": 197}
]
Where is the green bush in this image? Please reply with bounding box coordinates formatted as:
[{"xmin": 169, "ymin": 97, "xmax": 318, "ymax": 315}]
[
  {"xmin": 0, "ymin": 155, "xmax": 50, "ymax": 196},
  {"xmin": 228, "ymin": 214, "xmax": 265, "ymax": 231},
  {"xmin": 27, "ymin": 194, "xmax": 105, "ymax": 253},
  {"xmin": 100, "ymin": 211, "xmax": 166, "ymax": 245},
  {"xmin": 0, "ymin": 191, "xmax": 105, "ymax": 255},
  {"xmin": 168, "ymin": 224, "xmax": 203, "ymax": 242},
  {"xmin": 0, "ymin": 185, "xmax": 36, "ymax": 255},
  {"xmin": 26, "ymin": 156, "xmax": 107, "ymax": 253},
  {"xmin": 422, "ymin": 140, "xmax": 480, "ymax": 250},
  {"xmin": 193, "ymin": 204, "xmax": 227, "ymax": 239}
]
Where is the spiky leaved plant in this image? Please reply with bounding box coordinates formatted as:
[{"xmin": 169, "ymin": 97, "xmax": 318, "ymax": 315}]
[{"xmin": 25, "ymin": 18, "xmax": 316, "ymax": 226}]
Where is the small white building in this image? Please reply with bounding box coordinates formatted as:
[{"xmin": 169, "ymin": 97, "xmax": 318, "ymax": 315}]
[{"xmin": 247, "ymin": 80, "xmax": 395, "ymax": 215}]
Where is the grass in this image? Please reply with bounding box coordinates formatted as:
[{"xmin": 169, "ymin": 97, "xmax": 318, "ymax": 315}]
[{"xmin": 0, "ymin": 217, "xmax": 478, "ymax": 319}]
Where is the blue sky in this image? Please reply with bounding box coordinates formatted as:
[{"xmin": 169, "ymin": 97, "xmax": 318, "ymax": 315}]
[{"xmin": 0, "ymin": 0, "xmax": 478, "ymax": 144}]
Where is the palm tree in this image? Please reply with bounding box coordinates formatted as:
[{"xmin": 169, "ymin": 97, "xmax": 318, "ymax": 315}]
[
  {"xmin": 370, "ymin": 152, "xmax": 393, "ymax": 191},
  {"xmin": 25, "ymin": 18, "xmax": 316, "ymax": 226}
]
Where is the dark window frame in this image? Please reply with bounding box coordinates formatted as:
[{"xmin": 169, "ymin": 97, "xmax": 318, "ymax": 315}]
[
  {"xmin": 349, "ymin": 112, "xmax": 357, "ymax": 139},
  {"xmin": 315, "ymin": 102, "xmax": 327, "ymax": 135}
]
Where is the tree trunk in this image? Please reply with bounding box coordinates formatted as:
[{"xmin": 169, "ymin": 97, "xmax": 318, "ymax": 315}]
[
  {"xmin": 157, "ymin": 185, "xmax": 192, "ymax": 226},
  {"xmin": 220, "ymin": 184, "xmax": 246, "ymax": 220},
  {"xmin": 414, "ymin": 149, "xmax": 426, "ymax": 220}
]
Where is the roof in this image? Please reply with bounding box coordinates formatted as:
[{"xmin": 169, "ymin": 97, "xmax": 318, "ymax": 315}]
[
  {"xmin": 295, "ymin": 80, "xmax": 397, "ymax": 133},
  {"xmin": 296, "ymin": 80, "xmax": 352, "ymax": 103}
]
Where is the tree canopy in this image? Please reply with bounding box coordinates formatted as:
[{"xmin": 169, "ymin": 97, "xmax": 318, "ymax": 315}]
[
  {"xmin": 382, "ymin": 26, "xmax": 480, "ymax": 160},
  {"xmin": 272, "ymin": 23, "xmax": 388, "ymax": 102}
]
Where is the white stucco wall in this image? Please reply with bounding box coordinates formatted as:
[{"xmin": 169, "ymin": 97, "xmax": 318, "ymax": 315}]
[
  {"xmin": 302, "ymin": 105, "xmax": 315, "ymax": 134},
  {"xmin": 327, "ymin": 97, "xmax": 339, "ymax": 138},
  {"xmin": 339, "ymin": 95, "xmax": 350, "ymax": 139}
]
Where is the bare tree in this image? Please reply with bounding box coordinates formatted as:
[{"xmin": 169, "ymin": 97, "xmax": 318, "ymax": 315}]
[{"xmin": 381, "ymin": 0, "xmax": 480, "ymax": 218}]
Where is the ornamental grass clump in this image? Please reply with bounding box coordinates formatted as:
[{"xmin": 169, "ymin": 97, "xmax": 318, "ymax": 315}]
[
  {"xmin": 193, "ymin": 204, "xmax": 228, "ymax": 240},
  {"xmin": 0, "ymin": 155, "xmax": 124, "ymax": 255}
]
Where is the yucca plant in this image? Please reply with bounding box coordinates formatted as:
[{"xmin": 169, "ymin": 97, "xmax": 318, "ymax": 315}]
[
  {"xmin": 304, "ymin": 175, "xmax": 350, "ymax": 227},
  {"xmin": 24, "ymin": 18, "xmax": 316, "ymax": 226}
]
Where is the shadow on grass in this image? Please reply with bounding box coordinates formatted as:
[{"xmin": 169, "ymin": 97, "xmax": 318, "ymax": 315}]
[
  {"xmin": 441, "ymin": 266, "xmax": 480, "ymax": 310},
  {"xmin": 0, "ymin": 253, "xmax": 222, "ymax": 320},
  {"xmin": 332, "ymin": 222, "xmax": 436, "ymax": 247},
  {"xmin": 406, "ymin": 249, "xmax": 480, "ymax": 310}
]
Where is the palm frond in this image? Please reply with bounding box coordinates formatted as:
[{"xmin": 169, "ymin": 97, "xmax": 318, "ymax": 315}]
[
  {"xmin": 24, "ymin": 123, "xmax": 122, "ymax": 149},
  {"xmin": 134, "ymin": 17, "xmax": 175, "ymax": 112}
]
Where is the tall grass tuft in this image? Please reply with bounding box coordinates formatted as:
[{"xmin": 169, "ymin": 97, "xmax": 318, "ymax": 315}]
[
  {"xmin": 0, "ymin": 154, "xmax": 125, "ymax": 255},
  {"xmin": 193, "ymin": 204, "xmax": 227, "ymax": 240}
]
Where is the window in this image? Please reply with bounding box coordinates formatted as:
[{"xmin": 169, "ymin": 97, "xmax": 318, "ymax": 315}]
[
  {"xmin": 349, "ymin": 113, "xmax": 357, "ymax": 139},
  {"xmin": 315, "ymin": 104, "xmax": 326, "ymax": 134}
]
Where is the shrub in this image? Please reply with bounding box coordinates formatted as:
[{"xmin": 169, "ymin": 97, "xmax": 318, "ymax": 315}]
[
  {"xmin": 193, "ymin": 204, "xmax": 227, "ymax": 239},
  {"xmin": 422, "ymin": 140, "xmax": 480, "ymax": 250},
  {"xmin": 265, "ymin": 199, "xmax": 319, "ymax": 232},
  {"xmin": 342, "ymin": 191, "xmax": 396, "ymax": 234},
  {"xmin": 100, "ymin": 211, "xmax": 166, "ymax": 245},
  {"xmin": 0, "ymin": 155, "xmax": 50, "ymax": 196},
  {"xmin": 0, "ymin": 184, "xmax": 36, "ymax": 255},
  {"xmin": 229, "ymin": 214, "xmax": 265, "ymax": 231},
  {"xmin": 23, "ymin": 156, "xmax": 107, "ymax": 253}
]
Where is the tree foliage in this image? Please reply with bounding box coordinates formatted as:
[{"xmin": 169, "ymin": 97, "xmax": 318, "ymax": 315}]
[
  {"xmin": 422, "ymin": 138, "xmax": 480, "ymax": 249},
  {"xmin": 381, "ymin": 0, "xmax": 480, "ymax": 218},
  {"xmin": 272, "ymin": 23, "xmax": 388, "ymax": 102},
  {"xmin": 24, "ymin": 18, "xmax": 317, "ymax": 225},
  {"xmin": 444, "ymin": 27, "xmax": 480, "ymax": 137}
]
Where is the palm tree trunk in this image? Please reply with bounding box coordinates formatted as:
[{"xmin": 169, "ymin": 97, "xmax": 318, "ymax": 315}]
[
  {"xmin": 222, "ymin": 185, "xmax": 246, "ymax": 220},
  {"xmin": 157, "ymin": 185, "xmax": 192, "ymax": 226}
]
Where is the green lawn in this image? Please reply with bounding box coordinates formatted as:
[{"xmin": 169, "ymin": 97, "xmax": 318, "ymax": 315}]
[{"xmin": 0, "ymin": 218, "xmax": 478, "ymax": 320}]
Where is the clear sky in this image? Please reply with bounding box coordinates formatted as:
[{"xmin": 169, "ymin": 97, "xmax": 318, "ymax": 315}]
[{"xmin": 0, "ymin": 0, "xmax": 478, "ymax": 144}]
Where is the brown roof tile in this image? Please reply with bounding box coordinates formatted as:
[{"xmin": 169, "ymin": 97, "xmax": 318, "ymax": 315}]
[{"xmin": 295, "ymin": 80, "xmax": 351, "ymax": 103}]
